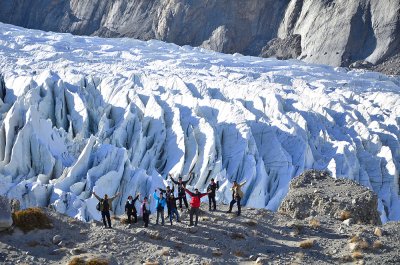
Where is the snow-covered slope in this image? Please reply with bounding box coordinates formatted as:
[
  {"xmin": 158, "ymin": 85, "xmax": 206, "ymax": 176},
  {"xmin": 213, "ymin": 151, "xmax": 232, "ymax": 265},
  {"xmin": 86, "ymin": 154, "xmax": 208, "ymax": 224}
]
[{"xmin": 0, "ymin": 23, "xmax": 399, "ymax": 222}]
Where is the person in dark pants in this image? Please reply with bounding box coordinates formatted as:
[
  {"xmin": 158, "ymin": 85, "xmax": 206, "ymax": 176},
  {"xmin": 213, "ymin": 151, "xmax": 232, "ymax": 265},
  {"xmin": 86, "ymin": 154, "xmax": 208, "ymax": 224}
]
[
  {"xmin": 207, "ymin": 178, "xmax": 219, "ymax": 211},
  {"xmin": 158, "ymin": 186, "xmax": 174, "ymax": 217},
  {"xmin": 125, "ymin": 194, "xmax": 140, "ymax": 224},
  {"xmin": 140, "ymin": 196, "xmax": 150, "ymax": 227},
  {"xmin": 170, "ymin": 172, "xmax": 194, "ymax": 210},
  {"xmin": 153, "ymin": 190, "xmax": 167, "ymax": 225},
  {"xmin": 93, "ymin": 191, "xmax": 120, "ymax": 228},
  {"xmin": 184, "ymin": 188, "xmax": 210, "ymax": 226},
  {"xmin": 227, "ymin": 180, "xmax": 246, "ymax": 216},
  {"xmin": 167, "ymin": 193, "xmax": 181, "ymax": 225}
]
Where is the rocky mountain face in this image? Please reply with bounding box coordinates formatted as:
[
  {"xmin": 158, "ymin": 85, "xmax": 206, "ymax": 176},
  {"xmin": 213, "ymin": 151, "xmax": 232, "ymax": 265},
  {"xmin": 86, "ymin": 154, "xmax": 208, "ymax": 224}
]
[{"xmin": 0, "ymin": 0, "xmax": 399, "ymax": 70}]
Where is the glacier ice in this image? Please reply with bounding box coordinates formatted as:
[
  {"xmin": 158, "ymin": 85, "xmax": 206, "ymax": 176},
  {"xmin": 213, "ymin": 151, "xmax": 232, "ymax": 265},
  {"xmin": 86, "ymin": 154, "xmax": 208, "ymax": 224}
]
[{"xmin": 0, "ymin": 23, "xmax": 399, "ymax": 222}]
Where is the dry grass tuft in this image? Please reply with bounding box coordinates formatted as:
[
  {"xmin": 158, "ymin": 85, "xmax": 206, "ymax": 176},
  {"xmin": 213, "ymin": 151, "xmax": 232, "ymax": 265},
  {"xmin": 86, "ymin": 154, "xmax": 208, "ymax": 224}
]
[
  {"xmin": 373, "ymin": 240, "xmax": 383, "ymax": 249},
  {"xmin": 12, "ymin": 208, "xmax": 52, "ymax": 232},
  {"xmin": 68, "ymin": 257, "xmax": 86, "ymax": 265},
  {"xmin": 144, "ymin": 260, "xmax": 159, "ymax": 265},
  {"xmin": 351, "ymin": 251, "xmax": 364, "ymax": 260},
  {"xmin": 86, "ymin": 258, "xmax": 109, "ymax": 265},
  {"xmin": 120, "ymin": 218, "xmax": 129, "ymax": 224},
  {"xmin": 299, "ymin": 239, "xmax": 315, "ymax": 249},
  {"xmin": 358, "ymin": 240, "xmax": 369, "ymax": 250},
  {"xmin": 339, "ymin": 210, "xmax": 351, "ymax": 221},
  {"xmin": 68, "ymin": 257, "xmax": 109, "ymax": 265},
  {"xmin": 349, "ymin": 235, "xmax": 361, "ymax": 243},
  {"xmin": 309, "ymin": 218, "xmax": 321, "ymax": 229}
]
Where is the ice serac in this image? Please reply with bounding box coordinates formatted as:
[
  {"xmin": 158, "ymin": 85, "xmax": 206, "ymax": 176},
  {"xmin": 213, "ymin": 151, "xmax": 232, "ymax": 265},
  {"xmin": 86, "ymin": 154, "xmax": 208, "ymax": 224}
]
[
  {"xmin": 0, "ymin": 23, "xmax": 399, "ymax": 222},
  {"xmin": 0, "ymin": 0, "xmax": 399, "ymax": 70}
]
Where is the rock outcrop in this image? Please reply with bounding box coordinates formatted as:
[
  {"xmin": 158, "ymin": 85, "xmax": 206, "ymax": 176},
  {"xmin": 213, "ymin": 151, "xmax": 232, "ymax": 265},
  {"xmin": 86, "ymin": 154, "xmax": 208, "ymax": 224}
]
[
  {"xmin": 0, "ymin": 0, "xmax": 399, "ymax": 70},
  {"xmin": 0, "ymin": 196, "xmax": 12, "ymax": 231},
  {"xmin": 279, "ymin": 170, "xmax": 382, "ymax": 225}
]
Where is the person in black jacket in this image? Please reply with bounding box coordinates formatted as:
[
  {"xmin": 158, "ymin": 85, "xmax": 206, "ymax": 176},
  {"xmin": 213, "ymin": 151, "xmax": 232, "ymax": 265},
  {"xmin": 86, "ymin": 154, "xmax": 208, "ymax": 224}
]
[
  {"xmin": 125, "ymin": 194, "xmax": 140, "ymax": 224},
  {"xmin": 207, "ymin": 178, "xmax": 219, "ymax": 211},
  {"xmin": 170, "ymin": 172, "xmax": 194, "ymax": 210},
  {"xmin": 140, "ymin": 196, "xmax": 150, "ymax": 228},
  {"xmin": 93, "ymin": 191, "xmax": 120, "ymax": 228},
  {"xmin": 158, "ymin": 186, "xmax": 174, "ymax": 217},
  {"xmin": 167, "ymin": 193, "xmax": 181, "ymax": 225}
]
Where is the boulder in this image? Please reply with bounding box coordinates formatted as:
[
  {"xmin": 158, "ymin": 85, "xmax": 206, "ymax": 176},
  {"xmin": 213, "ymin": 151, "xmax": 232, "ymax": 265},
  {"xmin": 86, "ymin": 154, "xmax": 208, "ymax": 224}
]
[
  {"xmin": 278, "ymin": 170, "xmax": 381, "ymax": 225},
  {"xmin": 0, "ymin": 196, "xmax": 13, "ymax": 231}
]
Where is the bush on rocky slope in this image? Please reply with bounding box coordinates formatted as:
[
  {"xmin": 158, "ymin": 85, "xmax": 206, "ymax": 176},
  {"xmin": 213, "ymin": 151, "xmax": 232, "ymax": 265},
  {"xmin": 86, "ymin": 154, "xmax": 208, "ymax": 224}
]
[
  {"xmin": 68, "ymin": 257, "xmax": 109, "ymax": 265},
  {"xmin": 12, "ymin": 207, "xmax": 52, "ymax": 232}
]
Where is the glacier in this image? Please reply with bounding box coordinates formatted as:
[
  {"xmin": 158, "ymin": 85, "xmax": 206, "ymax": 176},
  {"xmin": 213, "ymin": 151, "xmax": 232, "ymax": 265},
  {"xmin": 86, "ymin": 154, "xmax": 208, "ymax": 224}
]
[{"xmin": 0, "ymin": 23, "xmax": 399, "ymax": 222}]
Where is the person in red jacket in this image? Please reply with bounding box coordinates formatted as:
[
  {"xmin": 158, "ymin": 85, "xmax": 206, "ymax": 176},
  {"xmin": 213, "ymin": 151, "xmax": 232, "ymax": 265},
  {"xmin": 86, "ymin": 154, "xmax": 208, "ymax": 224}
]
[{"xmin": 184, "ymin": 188, "xmax": 210, "ymax": 226}]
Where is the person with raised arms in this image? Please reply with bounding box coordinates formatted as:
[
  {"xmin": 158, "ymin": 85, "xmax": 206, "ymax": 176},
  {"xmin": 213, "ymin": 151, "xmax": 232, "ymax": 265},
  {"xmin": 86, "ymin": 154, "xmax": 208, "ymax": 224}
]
[
  {"xmin": 167, "ymin": 193, "xmax": 181, "ymax": 225},
  {"xmin": 153, "ymin": 189, "xmax": 167, "ymax": 225},
  {"xmin": 125, "ymin": 193, "xmax": 140, "ymax": 224},
  {"xmin": 158, "ymin": 185, "xmax": 174, "ymax": 217},
  {"xmin": 184, "ymin": 188, "xmax": 210, "ymax": 226},
  {"xmin": 93, "ymin": 191, "xmax": 120, "ymax": 229},
  {"xmin": 170, "ymin": 172, "xmax": 194, "ymax": 211},
  {"xmin": 227, "ymin": 180, "xmax": 246, "ymax": 216}
]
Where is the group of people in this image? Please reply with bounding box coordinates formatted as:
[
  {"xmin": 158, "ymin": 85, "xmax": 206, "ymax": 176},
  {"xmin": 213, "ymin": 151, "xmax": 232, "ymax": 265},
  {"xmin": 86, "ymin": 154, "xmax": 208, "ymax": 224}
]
[{"xmin": 93, "ymin": 173, "xmax": 246, "ymax": 229}]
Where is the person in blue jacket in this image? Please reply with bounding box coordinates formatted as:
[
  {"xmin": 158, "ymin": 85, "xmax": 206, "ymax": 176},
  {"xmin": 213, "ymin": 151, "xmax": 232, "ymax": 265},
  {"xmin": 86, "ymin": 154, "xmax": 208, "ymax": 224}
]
[{"xmin": 153, "ymin": 190, "xmax": 167, "ymax": 225}]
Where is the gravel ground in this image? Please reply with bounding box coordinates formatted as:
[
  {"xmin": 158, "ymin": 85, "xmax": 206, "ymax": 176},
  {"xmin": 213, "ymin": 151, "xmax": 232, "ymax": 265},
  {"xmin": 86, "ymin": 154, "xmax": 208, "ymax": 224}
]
[{"xmin": 0, "ymin": 202, "xmax": 399, "ymax": 265}]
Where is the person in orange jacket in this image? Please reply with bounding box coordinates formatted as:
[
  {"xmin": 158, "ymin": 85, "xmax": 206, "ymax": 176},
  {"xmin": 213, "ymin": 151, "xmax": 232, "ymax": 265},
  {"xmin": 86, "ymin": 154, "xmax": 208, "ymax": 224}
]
[{"xmin": 184, "ymin": 188, "xmax": 210, "ymax": 226}]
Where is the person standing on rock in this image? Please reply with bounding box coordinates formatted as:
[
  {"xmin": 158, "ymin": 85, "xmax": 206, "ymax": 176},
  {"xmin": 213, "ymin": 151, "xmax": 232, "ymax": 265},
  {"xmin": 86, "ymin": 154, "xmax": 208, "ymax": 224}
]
[
  {"xmin": 158, "ymin": 185, "xmax": 174, "ymax": 218},
  {"xmin": 93, "ymin": 191, "xmax": 120, "ymax": 228},
  {"xmin": 227, "ymin": 180, "xmax": 246, "ymax": 216},
  {"xmin": 167, "ymin": 193, "xmax": 181, "ymax": 225},
  {"xmin": 184, "ymin": 188, "xmax": 210, "ymax": 226},
  {"xmin": 207, "ymin": 178, "xmax": 219, "ymax": 211},
  {"xmin": 153, "ymin": 190, "xmax": 167, "ymax": 225},
  {"xmin": 170, "ymin": 172, "xmax": 194, "ymax": 211},
  {"xmin": 125, "ymin": 194, "xmax": 140, "ymax": 224},
  {"xmin": 140, "ymin": 196, "xmax": 150, "ymax": 228}
]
